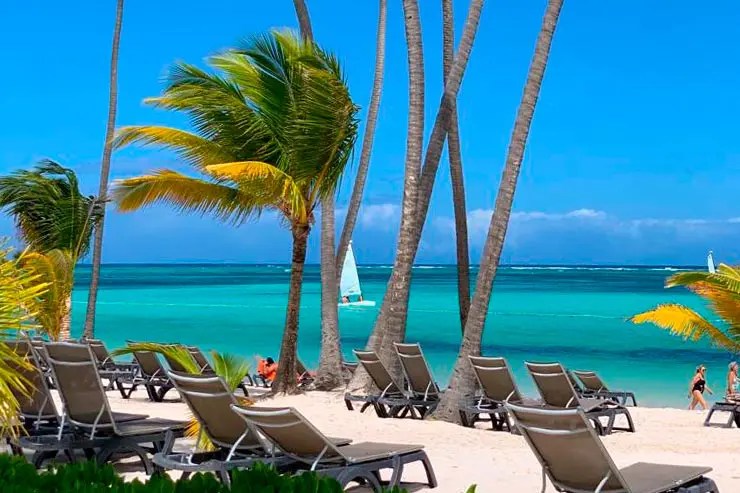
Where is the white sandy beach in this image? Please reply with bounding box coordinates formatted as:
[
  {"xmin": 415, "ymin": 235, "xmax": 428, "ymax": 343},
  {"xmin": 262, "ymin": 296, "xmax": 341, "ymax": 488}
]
[{"xmin": 87, "ymin": 389, "xmax": 740, "ymax": 492}]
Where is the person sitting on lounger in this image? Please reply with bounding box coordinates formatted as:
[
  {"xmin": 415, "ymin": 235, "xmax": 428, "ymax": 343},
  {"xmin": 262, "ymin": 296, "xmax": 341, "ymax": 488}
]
[
  {"xmin": 726, "ymin": 361, "xmax": 739, "ymax": 402},
  {"xmin": 257, "ymin": 357, "xmax": 279, "ymax": 383},
  {"xmin": 688, "ymin": 365, "xmax": 712, "ymax": 410}
]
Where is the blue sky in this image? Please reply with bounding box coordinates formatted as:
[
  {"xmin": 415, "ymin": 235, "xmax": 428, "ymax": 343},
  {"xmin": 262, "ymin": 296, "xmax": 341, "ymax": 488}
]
[{"xmin": 0, "ymin": 1, "xmax": 738, "ymax": 265}]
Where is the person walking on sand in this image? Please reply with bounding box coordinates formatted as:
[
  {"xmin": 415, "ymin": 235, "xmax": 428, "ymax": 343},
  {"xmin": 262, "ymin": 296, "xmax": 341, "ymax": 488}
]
[
  {"xmin": 688, "ymin": 365, "xmax": 713, "ymax": 410},
  {"xmin": 726, "ymin": 361, "xmax": 739, "ymax": 402}
]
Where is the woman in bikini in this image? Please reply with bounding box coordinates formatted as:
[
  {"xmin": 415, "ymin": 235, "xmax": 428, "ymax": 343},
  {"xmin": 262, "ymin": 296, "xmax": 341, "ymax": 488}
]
[
  {"xmin": 726, "ymin": 361, "xmax": 739, "ymax": 402},
  {"xmin": 688, "ymin": 365, "xmax": 713, "ymax": 410}
]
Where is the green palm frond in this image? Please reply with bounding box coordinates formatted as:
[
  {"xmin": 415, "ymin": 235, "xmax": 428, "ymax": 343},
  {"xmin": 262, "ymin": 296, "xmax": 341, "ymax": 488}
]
[
  {"xmin": 0, "ymin": 161, "xmax": 100, "ymax": 258},
  {"xmin": 0, "ymin": 242, "xmax": 49, "ymax": 438},
  {"xmin": 18, "ymin": 249, "xmax": 75, "ymax": 340},
  {"xmin": 113, "ymin": 29, "xmax": 358, "ymax": 228},
  {"xmin": 209, "ymin": 352, "xmax": 250, "ymax": 391}
]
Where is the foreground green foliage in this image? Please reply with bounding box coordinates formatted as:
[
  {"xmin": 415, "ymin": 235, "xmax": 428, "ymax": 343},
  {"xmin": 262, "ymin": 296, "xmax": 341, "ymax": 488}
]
[
  {"xmin": 0, "ymin": 455, "xmax": 410, "ymax": 492},
  {"xmin": 0, "ymin": 244, "xmax": 49, "ymax": 438}
]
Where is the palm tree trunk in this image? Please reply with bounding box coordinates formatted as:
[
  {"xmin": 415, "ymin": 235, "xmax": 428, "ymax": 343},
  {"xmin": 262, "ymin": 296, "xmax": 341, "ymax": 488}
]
[
  {"xmin": 315, "ymin": 196, "xmax": 344, "ymax": 390},
  {"xmin": 83, "ymin": 0, "xmax": 125, "ymax": 339},
  {"xmin": 290, "ymin": 0, "xmax": 344, "ymax": 390},
  {"xmin": 59, "ymin": 295, "xmax": 72, "ymax": 341},
  {"xmin": 368, "ymin": 0, "xmax": 484, "ymax": 380},
  {"xmin": 273, "ymin": 223, "xmax": 310, "ymax": 394},
  {"xmin": 433, "ymin": 0, "xmax": 564, "ymax": 422},
  {"xmin": 353, "ymin": 0, "xmax": 425, "ymax": 385},
  {"xmin": 443, "ymin": 0, "xmax": 471, "ymax": 331},
  {"xmin": 335, "ymin": 0, "xmax": 387, "ymax": 275}
]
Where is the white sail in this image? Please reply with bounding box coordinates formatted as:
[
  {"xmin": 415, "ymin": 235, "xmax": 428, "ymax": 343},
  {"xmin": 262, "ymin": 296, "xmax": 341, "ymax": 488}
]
[
  {"xmin": 707, "ymin": 251, "xmax": 716, "ymax": 274},
  {"xmin": 340, "ymin": 242, "xmax": 362, "ymax": 297}
]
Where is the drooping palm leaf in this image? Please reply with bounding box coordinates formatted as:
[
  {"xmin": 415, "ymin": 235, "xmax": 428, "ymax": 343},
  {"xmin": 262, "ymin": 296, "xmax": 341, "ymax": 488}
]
[
  {"xmin": 0, "ymin": 161, "xmax": 101, "ymax": 258},
  {"xmin": 0, "ymin": 243, "xmax": 49, "ymax": 438},
  {"xmin": 631, "ymin": 264, "xmax": 740, "ymax": 353},
  {"xmin": 18, "ymin": 249, "xmax": 75, "ymax": 341}
]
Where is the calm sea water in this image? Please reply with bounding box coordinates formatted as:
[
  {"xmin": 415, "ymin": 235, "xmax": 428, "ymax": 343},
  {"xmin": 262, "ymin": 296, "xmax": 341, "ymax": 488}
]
[{"xmin": 69, "ymin": 264, "xmax": 732, "ymax": 408}]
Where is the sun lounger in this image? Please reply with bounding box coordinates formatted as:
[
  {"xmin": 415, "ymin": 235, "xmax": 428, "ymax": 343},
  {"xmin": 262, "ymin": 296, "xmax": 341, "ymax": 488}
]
[
  {"xmin": 84, "ymin": 339, "xmax": 138, "ymax": 398},
  {"xmin": 344, "ymin": 349, "xmax": 407, "ymax": 418},
  {"xmin": 33, "ymin": 342, "xmax": 186, "ymax": 473},
  {"xmin": 127, "ymin": 343, "xmax": 175, "ymax": 402},
  {"xmin": 525, "ymin": 361, "xmax": 635, "ymax": 435},
  {"xmin": 393, "ymin": 343, "xmax": 441, "ymax": 418},
  {"xmin": 507, "ymin": 403, "xmax": 718, "ymax": 493},
  {"xmin": 230, "ymin": 405, "xmax": 437, "ymax": 491},
  {"xmin": 153, "ymin": 371, "xmax": 282, "ymax": 483},
  {"xmin": 459, "ymin": 356, "xmax": 538, "ymax": 431},
  {"xmin": 704, "ymin": 400, "xmax": 740, "ymax": 428},
  {"xmin": 572, "ymin": 369, "xmax": 638, "ymax": 406}
]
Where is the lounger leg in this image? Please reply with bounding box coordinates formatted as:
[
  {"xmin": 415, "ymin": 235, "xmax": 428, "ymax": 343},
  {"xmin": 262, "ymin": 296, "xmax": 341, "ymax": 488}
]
[
  {"xmin": 360, "ymin": 402, "xmax": 373, "ymax": 413},
  {"xmin": 459, "ymin": 410, "xmax": 471, "ymax": 427},
  {"xmin": 344, "ymin": 397, "xmax": 354, "ymax": 411},
  {"xmin": 419, "ymin": 451, "xmax": 438, "ymax": 488},
  {"xmin": 388, "ymin": 454, "xmax": 403, "ymax": 487}
]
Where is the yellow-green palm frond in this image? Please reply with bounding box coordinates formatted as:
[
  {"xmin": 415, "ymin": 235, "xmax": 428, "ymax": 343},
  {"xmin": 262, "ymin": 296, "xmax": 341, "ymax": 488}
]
[
  {"xmin": 112, "ymin": 343, "xmax": 200, "ymax": 374},
  {"xmin": 205, "ymin": 162, "xmax": 307, "ymax": 223},
  {"xmin": 113, "ymin": 126, "xmax": 236, "ymax": 171},
  {"xmin": 631, "ymin": 304, "xmax": 740, "ymax": 352},
  {"xmin": 112, "ymin": 170, "xmax": 267, "ymax": 225},
  {"xmin": 667, "ymin": 264, "xmax": 740, "ymax": 294},
  {"xmin": 18, "ymin": 249, "xmax": 75, "ymax": 341},
  {"xmin": 209, "ymin": 351, "xmax": 250, "ymax": 392},
  {"xmin": 0, "ymin": 242, "xmax": 49, "ymax": 438}
]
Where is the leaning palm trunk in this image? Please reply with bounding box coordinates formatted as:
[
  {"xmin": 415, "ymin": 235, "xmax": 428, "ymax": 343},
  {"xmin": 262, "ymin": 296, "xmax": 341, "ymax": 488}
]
[
  {"xmin": 273, "ymin": 223, "xmax": 310, "ymax": 393},
  {"xmin": 84, "ymin": 0, "xmax": 125, "ymax": 338},
  {"xmin": 365, "ymin": 0, "xmax": 426, "ymax": 382},
  {"xmin": 315, "ymin": 196, "xmax": 344, "ymax": 389},
  {"xmin": 433, "ymin": 0, "xmax": 564, "ymax": 422},
  {"xmin": 443, "ymin": 0, "xmax": 471, "ymax": 331},
  {"xmin": 363, "ymin": 0, "xmax": 484, "ymax": 385},
  {"xmin": 335, "ymin": 0, "xmax": 388, "ymax": 274},
  {"xmin": 290, "ymin": 0, "xmax": 344, "ymax": 390}
]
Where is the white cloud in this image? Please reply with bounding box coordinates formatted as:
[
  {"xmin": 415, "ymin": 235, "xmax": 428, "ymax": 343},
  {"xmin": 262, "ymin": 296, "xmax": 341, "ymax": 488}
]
[{"xmin": 358, "ymin": 203, "xmax": 400, "ymax": 230}]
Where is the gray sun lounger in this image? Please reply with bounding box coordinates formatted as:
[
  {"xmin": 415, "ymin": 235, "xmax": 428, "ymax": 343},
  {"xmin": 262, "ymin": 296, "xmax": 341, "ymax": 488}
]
[
  {"xmin": 525, "ymin": 362, "xmax": 635, "ymax": 436},
  {"xmin": 704, "ymin": 400, "xmax": 740, "ymax": 428},
  {"xmin": 230, "ymin": 405, "xmax": 437, "ymax": 491},
  {"xmin": 393, "ymin": 343, "xmax": 441, "ymax": 418},
  {"xmin": 153, "ymin": 371, "xmax": 283, "ymax": 483},
  {"xmin": 85, "ymin": 339, "xmax": 138, "ymax": 398},
  {"xmin": 344, "ymin": 349, "xmax": 407, "ymax": 418},
  {"xmin": 459, "ymin": 356, "xmax": 539, "ymax": 431},
  {"xmin": 572, "ymin": 370, "xmax": 638, "ymax": 406},
  {"xmin": 127, "ymin": 343, "xmax": 175, "ymax": 402},
  {"xmin": 507, "ymin": 403, "xmax": 718, "ymax": 493},
  {"xmin": 32, "ymin": 342, "xmax": 186, "ymax": 473}
]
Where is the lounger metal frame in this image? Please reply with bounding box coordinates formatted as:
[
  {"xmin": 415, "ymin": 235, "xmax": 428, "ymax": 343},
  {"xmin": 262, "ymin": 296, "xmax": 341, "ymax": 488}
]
[
  {"xmin": 526, "ymin": 362, "xmax": 635, "ymax": 436},
  {"xmin": 572, "ymin": 370, "xmax": 638, "ymax": 407},
  {"xmin": 391, "ymin": 343, "xmax": 441, "ymax": 419}
]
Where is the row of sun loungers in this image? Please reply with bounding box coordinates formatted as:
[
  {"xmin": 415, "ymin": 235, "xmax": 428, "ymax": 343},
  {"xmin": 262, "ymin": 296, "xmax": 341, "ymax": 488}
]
[
  {"xmin": 5, "ymin": 334, "xmax": 723, "ymax": 492},
  {"xmin": 5, "ymin": 338, "xmax": 437, "ymax": 490}
]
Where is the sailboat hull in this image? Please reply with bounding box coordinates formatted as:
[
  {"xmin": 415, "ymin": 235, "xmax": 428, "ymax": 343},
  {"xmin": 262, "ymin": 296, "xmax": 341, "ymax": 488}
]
[{"xmin": 338, "ymin": 300, "xmax": 376, "ymax": 307}]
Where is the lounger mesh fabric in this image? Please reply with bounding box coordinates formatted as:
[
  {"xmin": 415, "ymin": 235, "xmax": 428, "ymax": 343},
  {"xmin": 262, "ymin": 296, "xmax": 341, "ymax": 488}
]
[
  {"xmin": 525, "ymin": 361, "xmax": 635, "ymax": 435},
  {"xmin": 230, "ymin": 405, "xmax": 437, "ymax": 491},
  {"xmin": 572, "ymin": 370, "xmax": 638, "ymax": 406},
  {"xmin": 5, "ymin": 340, "xmax": 58, "ymax": 424},
  {"xmin": 506, "ymin": 403, "xmax": 717, "ymax": 493},
  {"xmin": 394, "ymin": 343, "xmax": 439, "ymax": 400},
  {"xmin": 344, "ymin": 349, "xmax": 407, "ymax": 417}
]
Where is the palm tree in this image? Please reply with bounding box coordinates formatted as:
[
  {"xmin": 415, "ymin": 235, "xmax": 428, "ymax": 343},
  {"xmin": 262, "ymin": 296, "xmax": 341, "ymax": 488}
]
[
  {"xmin": 443, "ymin": 0, "xmax": 471, "ymax": 331},
  {"xmin": 0, "ymin": 243, "xmax": 50, "ymax": 438},
  {"xmin": 111, "ymin": 30, "xmax": 358, "ymax": 393},
  {"xmin": 433, "ymin": 0, "xmax": 565, "ymax": 421},
  {"xmin": 353, "ymin": 0, "xmax": 485, "ymax": 388},
  {"xmin": 631, "ymin": 265, "xmax": 740, "ymax": 351},
  {"xmin": 335, "ymin": 0, "xmax": 388, "ymax": 274},
  {"xmin": 0, "ymin": 161, "xmax": 101, "ymax": 340},
  {"xmin": 289, "ymin": 0, "xmax": 343, "ymax": 390},
  {"xmin": 84, "ymin": 0, "xmax": 126, "ymax": 339}
]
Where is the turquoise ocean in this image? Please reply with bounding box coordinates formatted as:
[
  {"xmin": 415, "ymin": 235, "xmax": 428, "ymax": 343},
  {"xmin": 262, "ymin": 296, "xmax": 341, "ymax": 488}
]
[{"xmin": 70, "ymin": 264, "xmax": 732, "ymax": 408}]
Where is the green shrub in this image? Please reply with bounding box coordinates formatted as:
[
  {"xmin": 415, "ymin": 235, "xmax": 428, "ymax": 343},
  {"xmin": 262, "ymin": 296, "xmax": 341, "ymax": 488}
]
[{"xmin": 0, "ymin": 454, "xmax": 411, "ymax": 492}]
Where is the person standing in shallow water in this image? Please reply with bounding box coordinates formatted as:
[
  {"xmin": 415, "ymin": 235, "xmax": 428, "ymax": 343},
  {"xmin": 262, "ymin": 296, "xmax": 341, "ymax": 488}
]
[{"xmin": 688, "ymin": 365, "xmax": 713, "ymax": 410}]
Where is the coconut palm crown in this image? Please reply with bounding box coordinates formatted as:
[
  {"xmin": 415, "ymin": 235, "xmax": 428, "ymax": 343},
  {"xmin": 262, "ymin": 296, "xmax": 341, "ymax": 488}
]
[
  {"xmin": 631, "ymin": 264, "xmax": 740, "ymax": 352},
  {"xmin": 112, "ymin": 30, "xmax": 359, "ymax": 392}
]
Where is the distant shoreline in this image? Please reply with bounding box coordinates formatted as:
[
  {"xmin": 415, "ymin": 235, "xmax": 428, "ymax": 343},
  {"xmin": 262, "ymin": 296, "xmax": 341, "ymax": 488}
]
[{"xmin": 75, "ymin": 262, "xmax": 706, "ymax": 269}]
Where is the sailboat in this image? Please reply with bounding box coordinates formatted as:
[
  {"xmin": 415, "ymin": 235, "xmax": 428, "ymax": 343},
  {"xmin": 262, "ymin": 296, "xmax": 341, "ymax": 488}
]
[
  {"xmin": 707, "ymin": 251, "xmax": 716, "ymax": 274},
  {"xmin": 338, "ymin": 241, "xmax": 375, "ymax": 307}
]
